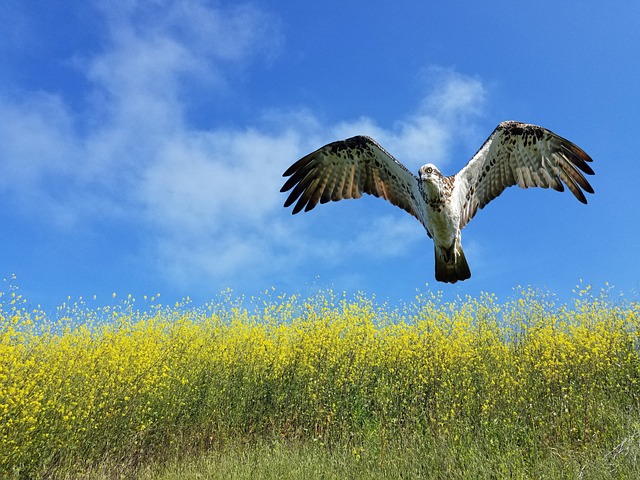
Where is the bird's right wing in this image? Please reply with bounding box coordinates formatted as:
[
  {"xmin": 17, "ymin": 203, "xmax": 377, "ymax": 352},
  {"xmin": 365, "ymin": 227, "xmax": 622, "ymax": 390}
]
[{"xmin": 281, "ymin": 136, "xmax": 427, "ymax": 228}]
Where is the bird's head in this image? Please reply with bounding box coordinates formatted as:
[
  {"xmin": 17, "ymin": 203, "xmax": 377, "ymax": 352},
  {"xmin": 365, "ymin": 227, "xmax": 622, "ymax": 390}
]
[
  {"xmin": 419, "ymin": 163, "xmax": 442, "ymax": 183},
  {"xmin": 419, "ymin": 164, "xmax": 445, "ymax": 197}
]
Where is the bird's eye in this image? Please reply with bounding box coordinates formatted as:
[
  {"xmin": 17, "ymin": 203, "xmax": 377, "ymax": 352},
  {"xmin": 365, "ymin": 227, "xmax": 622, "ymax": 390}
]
[{"xmin": 426, "ymin": 167, "xmax": 432, "ymax": 174}]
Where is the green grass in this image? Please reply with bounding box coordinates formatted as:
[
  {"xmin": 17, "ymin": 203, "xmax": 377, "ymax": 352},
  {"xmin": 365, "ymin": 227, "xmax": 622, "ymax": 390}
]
[
  {"xmin": 70, "ymin": 433, "xmax": 640, "ymax": 479},
  {"xmin": 2, "ymin": 283, "xmax": 640, "ymax": 478}
]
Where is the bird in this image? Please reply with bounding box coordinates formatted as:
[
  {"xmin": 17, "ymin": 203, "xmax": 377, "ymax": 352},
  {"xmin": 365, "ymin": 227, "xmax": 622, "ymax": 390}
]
[{"xmin": 280, "ymin": 121, "xmax": 594, "ymax": 283}]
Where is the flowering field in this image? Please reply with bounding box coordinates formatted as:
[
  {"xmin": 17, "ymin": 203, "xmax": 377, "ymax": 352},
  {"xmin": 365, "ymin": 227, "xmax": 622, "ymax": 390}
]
[{"xmin": 1, "ymin": 285, "xmax": 640, "ymax": 478}]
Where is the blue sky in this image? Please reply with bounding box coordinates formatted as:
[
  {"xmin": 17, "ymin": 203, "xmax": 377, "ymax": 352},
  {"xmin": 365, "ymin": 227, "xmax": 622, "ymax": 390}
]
[{"xmin": 1, "ymin": 1, "xmax": 639, "ymax": 310}]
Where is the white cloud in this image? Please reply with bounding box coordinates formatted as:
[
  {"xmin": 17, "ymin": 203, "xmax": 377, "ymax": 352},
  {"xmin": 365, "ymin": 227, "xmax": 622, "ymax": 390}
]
[
  {"xmin": 351, "ymin": 215, "xmax": 425, "ymax": 257},
  {"xmin": 0, "ymin": 1, "xmax": 487, "ymax": 292},
  {"xmin": 332, "ymin": 69, "xmax": 486, "ymax": 169},
  {"xmin": 0, "ymin": 92, "xmax": 76, "ymax": 184},
  {"xmin": 422, "ymin": 68, "xmax": 486, "ymax": 121},
  {"xmin": 139, "ymin": 128, "xmax": 301, "ymax": 234}
]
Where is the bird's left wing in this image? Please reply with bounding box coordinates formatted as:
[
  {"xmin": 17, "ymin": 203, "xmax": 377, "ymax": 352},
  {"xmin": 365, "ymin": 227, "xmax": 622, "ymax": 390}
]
[
  {"xmin": 454, "ymin": 121, "xmax": 595, "ymax": 229},
  {"xmin": 281, "ymin": 136, "xmax": 427, "ymax": 226}
]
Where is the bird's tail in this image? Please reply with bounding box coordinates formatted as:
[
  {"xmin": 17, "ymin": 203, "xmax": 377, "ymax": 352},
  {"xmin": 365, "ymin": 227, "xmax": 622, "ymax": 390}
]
[{"xmin": 434, "ymin": 239, "xmax": 471, "ymax": 284}]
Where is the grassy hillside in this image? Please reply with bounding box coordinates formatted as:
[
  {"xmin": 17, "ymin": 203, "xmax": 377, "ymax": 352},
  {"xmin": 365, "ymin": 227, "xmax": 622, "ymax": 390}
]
[{"xmin": 1, "ymin": 285, "xmax": 639, "ymax": 478}]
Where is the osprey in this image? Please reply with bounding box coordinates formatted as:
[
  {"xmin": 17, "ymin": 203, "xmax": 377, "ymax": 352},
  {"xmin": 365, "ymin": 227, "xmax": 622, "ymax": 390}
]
[{"xmin": 280, "ymin": 121, "xmax": 594, "ymax": 283}]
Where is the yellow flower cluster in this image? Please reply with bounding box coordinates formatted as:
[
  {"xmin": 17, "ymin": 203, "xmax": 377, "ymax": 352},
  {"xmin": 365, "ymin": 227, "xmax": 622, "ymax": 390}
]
[{"xmin": 1, "ymin": 285, "xmax": 639, "ymax": 477}]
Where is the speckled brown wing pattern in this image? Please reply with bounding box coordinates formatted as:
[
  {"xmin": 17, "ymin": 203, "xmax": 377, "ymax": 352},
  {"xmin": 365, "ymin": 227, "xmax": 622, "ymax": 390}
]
[
  {"xmin": 454, "ymin": 121, "xmax": 595, "ymax": 229},
  {"xmin": 281, "ymin": 136, "xmax": 426, "ymax": 225}
]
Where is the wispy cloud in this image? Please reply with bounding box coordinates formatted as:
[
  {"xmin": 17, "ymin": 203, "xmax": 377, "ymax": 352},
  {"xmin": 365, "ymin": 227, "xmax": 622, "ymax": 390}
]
[
  {"xmin": 0, "ymin": 1, "xmax": 487, "ymax": 293},
  {"xmin": 331, "ymin": 68, "xmax": 486, "ymax": 169}
]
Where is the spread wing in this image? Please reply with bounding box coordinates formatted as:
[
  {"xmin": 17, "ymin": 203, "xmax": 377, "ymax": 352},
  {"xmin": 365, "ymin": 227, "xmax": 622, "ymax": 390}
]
[
  {"xmin": 454, "ymin": 121, "xmax": 595, "ymax": 229},
  {"xmin": 281, "ymin": 136, "xmax": 427, "ymax": 227}
]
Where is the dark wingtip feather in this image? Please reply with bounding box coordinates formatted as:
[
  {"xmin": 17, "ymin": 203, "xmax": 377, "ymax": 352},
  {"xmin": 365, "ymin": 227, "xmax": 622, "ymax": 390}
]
[
  {"xmin": 581, "ymin": 180, "xmax": 595, "ymax": 195},
  {"xmin": 552, "ymin": 177, "xmax": 565, "ymax": 193},
  {"xmin": 282, "ymin": 157, "xmax": 307, "ymax": 177},
  {"xmin": 556, "ymin": 139, "xmax": 595, "ymax": 199},
  {"xmin": 280, "ymin": 175, "xmax": 300, "ymax": 193},
  {"xmin": 570, "ymin": 179, "xmax": 589, "ymax": 204},
  {"xmin": 571, "ymin": 156, "xmax": 595, "ymax": 176},
  {"xmin": 283, "ymin": 193, "xmax": 297, "ymax": 209},
  {"xmin": 291, "ymin": 196, "xmax": 307, "ymax": 214},
  {"xmin": 579, "ymin": 162, "xmax": 595, "ymax": 176},
  {"xmin": 562, "ymin": 145, "xmax": 595, "ymax": 176}
]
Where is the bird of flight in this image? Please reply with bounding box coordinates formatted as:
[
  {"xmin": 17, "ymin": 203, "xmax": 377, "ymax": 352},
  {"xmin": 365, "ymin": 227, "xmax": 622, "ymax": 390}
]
[{"xmin": 280, "ymin": 121, "xmax": 594, "ymax": 283}]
